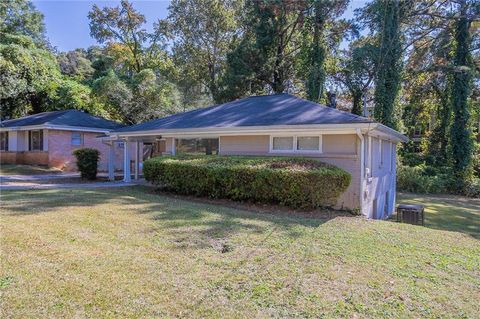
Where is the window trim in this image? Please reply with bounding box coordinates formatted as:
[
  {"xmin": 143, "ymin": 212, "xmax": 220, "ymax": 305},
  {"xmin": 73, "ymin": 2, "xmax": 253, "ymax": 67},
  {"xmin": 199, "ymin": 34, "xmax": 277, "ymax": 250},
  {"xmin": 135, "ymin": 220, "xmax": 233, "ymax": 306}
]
[
  {"xmin": 28, "ymin": 129, "xmax": 44, "ymax": 151},
  {"xmin": 71, "ymin": 132, "xmax": 83, "ymax": 146},
  {"xmin": 269, "ymin": 135, "xmax": 323, "ymax": 154},
  {"xmin": 0, "ymin": 131, "xmax": 8, "ymax": 151}
]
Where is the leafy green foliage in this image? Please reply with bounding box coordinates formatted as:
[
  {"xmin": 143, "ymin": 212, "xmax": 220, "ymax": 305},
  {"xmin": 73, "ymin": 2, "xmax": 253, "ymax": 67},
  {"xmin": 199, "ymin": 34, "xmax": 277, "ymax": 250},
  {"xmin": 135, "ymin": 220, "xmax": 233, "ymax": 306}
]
[
  {"xmin": 143, "ymin": 156, "xmax": 351, "ymax": 209},
  {"xmin": 397, "ymin": 164, "xmax": 479, "ymax": 198},
  {"xmin": 165, "ymin": 0, "xmax": 240, "ymax": 103},
  {"xmin": 370, "ymin": 0, "xmax": 404, "ymax": 129},
  {"xmin": 72, "ymin": 148, "xmax": 100, "ymax": 180},
  {"xmin": 0, "ymin": 33, "xmax": 61, "ymax": 117},
  {"xmin": 449, "ymin": 6, "xmax": 474, "ymax": 186},
  {"xmin": 0, "ymin": 0, "xmax": 46, "ymax": 45}
]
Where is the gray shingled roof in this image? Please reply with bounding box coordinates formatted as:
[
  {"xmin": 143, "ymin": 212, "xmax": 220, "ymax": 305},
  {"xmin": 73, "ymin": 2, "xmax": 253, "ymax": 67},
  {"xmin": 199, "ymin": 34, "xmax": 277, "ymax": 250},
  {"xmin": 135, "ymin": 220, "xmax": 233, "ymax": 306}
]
[
  {"xmin": 1, "ymin": 110, "xmax": 124, "ymax": 130},
  {"xmin": 115, "ymin": 93, "xmax": 372, "ymax": 133}
]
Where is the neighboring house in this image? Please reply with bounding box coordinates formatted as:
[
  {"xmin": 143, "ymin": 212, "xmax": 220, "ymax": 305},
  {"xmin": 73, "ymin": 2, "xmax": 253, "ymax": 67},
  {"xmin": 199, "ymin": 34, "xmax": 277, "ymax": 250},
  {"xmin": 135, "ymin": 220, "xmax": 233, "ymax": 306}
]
[
  {"xmin": 103, "ymin": 93, "xmax": 408, "ymax": 219},
  {"xmin": 0, "ymin": 110, "xmax": 125, "ymax": 171}
]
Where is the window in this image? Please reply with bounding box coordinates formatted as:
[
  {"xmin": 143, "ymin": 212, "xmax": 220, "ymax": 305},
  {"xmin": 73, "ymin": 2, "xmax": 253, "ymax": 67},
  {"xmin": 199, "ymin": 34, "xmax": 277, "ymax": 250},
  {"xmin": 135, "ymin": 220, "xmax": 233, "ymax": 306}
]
[
  {"xmin": 271, "ymin": 136, "xmax": 322, "ymax": 153},
  {"xmin": 28, "ymin": 130, "xmax": 43, "ymax": 151},
  {"xmin": 272, "ymin": 137, "xmax": 294, "ymax": 151},
  {"xmin": 0, "ymin": 132, "xmax": 8, "ymax": 151},
  {"xmin": 297, "ymin": 136, "xmax": 320, "ymax": 151},
  {"xmin": 379, "ymin": 139, "xmax": 383, "ymax": 167},
  {"xmin": 413, "ymin": 125, "xmax": 422, "ymax": 137},
  {"xmin": 176, "ymin": 138, "xmax": 219, "ymax": 155},
  {"xmin": 71, "ymin": 132, "xmax": 82, "ymax": 146}
]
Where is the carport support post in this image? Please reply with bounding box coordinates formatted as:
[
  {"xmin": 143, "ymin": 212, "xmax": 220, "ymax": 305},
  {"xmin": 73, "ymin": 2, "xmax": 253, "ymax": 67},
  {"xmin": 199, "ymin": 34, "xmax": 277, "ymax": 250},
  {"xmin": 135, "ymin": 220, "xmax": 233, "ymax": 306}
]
[
  {"xmin": 123, "ymin": 140, "xmax": 131, "ymax": 183},
  {"xmin": 134, "ymin": 140, "xmax": 139, "ymax": 180},
  {"xmin": 108, "ymin": 142, "xmax": 115, "ymax": 181}
]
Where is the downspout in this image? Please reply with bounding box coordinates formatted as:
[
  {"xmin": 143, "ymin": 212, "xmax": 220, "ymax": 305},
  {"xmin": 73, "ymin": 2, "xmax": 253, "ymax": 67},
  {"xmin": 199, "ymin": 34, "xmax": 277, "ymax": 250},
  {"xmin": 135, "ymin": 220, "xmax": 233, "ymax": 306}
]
[{"xmin": 356, "ymin": 129, "xmax": 365, "ymax": 216}]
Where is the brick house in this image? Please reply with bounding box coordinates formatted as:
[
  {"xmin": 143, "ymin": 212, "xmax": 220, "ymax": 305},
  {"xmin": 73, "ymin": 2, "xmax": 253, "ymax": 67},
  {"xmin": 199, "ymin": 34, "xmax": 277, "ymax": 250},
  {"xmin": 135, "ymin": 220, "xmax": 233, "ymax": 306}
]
[{"xmin": 0, "ymin": 110, "xmax": 125, "ymax": 171}]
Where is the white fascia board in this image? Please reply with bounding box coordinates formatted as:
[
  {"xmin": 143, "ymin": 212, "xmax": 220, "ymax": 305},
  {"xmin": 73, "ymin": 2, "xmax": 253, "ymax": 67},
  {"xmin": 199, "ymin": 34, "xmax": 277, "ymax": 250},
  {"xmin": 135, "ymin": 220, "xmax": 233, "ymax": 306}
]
[
  {"xmin": 369, "ymin": 123, "xmax": 409, "ymax": 143},
  {"xmin": 0, "ymin": 124, "xmax": 112, "ymax": 133},
  {"xmin": 112, "ymin": 123, "xmax": 374, "ymax": 139}
]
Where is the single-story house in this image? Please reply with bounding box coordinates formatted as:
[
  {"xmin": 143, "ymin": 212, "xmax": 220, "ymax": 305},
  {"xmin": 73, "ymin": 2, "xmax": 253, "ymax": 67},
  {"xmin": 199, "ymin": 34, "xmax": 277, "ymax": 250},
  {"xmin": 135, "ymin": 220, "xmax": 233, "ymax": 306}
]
[
  {"xmin": 0, "ymin": 110, "xmax": 125, "ymax": 171},
  {"xmin": 103, "ymin": 93, "xmax": 408, "ymax": 219}
]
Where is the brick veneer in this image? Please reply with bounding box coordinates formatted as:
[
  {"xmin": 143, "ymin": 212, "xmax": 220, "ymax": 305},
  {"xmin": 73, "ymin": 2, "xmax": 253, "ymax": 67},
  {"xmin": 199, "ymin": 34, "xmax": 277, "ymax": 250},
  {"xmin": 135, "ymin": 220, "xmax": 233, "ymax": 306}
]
[{"xmin": 48, "ymin": 130, "xmax": 124, "ymax": 171}]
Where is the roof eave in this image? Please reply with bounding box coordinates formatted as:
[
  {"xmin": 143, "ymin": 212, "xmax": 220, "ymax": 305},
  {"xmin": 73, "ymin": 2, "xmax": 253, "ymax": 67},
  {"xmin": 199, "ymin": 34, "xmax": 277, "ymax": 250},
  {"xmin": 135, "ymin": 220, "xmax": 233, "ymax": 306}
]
[
  {"xmin": 0, "ymin": 124, "xmax": 115, "ymax": 133},
  {"xmin": 109, "ymin": 123, "xmax": 375, "ymax": 137}
]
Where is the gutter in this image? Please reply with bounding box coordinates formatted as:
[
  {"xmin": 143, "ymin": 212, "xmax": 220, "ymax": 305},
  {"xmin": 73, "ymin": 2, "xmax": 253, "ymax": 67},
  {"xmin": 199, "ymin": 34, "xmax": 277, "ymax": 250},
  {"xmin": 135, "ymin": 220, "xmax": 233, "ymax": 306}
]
[{"xmin": 356, "ymin": 128, "xmax": 366, "ymax": 216}]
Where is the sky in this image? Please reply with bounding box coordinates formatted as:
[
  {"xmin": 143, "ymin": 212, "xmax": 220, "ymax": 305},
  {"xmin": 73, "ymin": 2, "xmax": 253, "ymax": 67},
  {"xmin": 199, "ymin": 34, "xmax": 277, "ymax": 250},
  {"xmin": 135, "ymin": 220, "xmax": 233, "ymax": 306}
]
[{"xmin": 32, "ymin": 0, "xmax": 368, "ymax": 52}]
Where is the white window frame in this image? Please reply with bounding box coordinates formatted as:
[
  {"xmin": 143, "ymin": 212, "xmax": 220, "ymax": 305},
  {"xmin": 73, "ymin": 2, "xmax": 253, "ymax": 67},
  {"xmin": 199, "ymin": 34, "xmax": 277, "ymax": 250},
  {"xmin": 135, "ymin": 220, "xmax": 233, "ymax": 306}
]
[
  {"xmin": 379, "ymin": 139, "xmax": 383, "ymax": 168},
  {"xmin": 269, "ymin": 135, "xmax": 323, "ymax": 154}
]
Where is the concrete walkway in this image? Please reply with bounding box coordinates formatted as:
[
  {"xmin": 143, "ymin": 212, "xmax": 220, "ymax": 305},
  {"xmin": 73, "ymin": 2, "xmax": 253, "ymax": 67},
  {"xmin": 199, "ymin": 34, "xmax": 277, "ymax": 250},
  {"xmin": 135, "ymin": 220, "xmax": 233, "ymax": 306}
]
[
  {"xmin": 0, "ymin": 172, "xmax": 123, "ymax": 182},
  {"xmin": 0, "ymin": 172, "xmax": 146, "ymax": 191},
  {"xmin": 1, "ymin": 181, "xmax": 139, "ymax": 191}
]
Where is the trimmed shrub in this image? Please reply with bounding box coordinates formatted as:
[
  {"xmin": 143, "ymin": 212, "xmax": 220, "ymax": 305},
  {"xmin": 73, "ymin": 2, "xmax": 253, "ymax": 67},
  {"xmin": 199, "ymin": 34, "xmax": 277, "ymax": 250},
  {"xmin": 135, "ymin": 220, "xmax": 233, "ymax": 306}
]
[
  {"xmin": 73, "ymin": 148, "xmax": 100, "ymax": 180},
  {"xmin": 143, "ymin": 156, "xmax": 351, "ymax": 209}
]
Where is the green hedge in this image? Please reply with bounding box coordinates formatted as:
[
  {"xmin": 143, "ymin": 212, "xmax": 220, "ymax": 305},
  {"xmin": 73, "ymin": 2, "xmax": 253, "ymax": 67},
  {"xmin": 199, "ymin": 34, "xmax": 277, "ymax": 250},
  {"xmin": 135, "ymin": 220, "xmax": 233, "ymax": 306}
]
[
  {"xmin": 73, "ymin": 148, "xmax": 100, "ymax": 180},
  {"xmin": 143, "ymin": 156, "xmax": 351, "ymax": 209}
]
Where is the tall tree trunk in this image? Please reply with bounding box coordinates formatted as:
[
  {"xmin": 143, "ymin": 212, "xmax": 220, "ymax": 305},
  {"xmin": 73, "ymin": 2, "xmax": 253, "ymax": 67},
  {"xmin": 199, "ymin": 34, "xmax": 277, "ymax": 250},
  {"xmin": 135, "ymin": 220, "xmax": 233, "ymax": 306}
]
[
  {"xmin": 449, "ymin": 0, "xmax": 473, "ymax": 184},
  {"xmin": 351, "ymin": 89, "xmax": 363, "ymax": 115},
  {"xmin": 373, "ymin": 0, "xmax": 402, "ymax": 129},
  {"xmin": 306, "ymin": 0, "xmax": 326, "ymax": 103}
]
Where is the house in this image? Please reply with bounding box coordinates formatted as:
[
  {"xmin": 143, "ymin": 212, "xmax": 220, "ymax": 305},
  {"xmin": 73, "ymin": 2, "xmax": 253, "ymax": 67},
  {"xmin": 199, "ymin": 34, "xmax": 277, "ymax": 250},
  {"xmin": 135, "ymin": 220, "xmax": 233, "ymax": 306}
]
[
  {"xmin": 103, "ymin": 93, "xmax": 408, "ymax": 219},
  {"xmin": 0, "ymin": 110, "xmax": 125, "ymax": 171}
]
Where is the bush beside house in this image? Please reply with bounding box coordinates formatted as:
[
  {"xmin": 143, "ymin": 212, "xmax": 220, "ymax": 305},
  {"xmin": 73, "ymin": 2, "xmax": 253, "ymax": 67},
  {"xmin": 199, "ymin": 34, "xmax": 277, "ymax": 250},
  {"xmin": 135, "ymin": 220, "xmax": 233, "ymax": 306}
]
[
  {"xmin": 143, "ymin": 156, "xmax": 351, "ymax": 209},
  {"xmin": 73, "ymin": 148, "xmax": 100, "ymax": 180},
  {"xmin": 397, "ymin": 164, "xmax": 480, "ymax": 198}
]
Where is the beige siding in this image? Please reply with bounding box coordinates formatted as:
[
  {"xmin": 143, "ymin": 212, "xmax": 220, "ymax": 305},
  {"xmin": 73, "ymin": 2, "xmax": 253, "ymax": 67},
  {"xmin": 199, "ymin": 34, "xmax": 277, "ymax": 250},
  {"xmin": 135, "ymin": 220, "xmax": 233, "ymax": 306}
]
[
  {"xmin": 363, "ymin": 136, "xmax": 397, "ymax": 219},
  {"xmin": 219, "ymin": 134, "xmax": 361, "ymax": 210},
  {"xmin": 220, "ymin": 135, "xmax": 269, "ymax": 155},
  {"xmin": 323, "ymin": 134, "xmax": 357, "ymax": 155}
]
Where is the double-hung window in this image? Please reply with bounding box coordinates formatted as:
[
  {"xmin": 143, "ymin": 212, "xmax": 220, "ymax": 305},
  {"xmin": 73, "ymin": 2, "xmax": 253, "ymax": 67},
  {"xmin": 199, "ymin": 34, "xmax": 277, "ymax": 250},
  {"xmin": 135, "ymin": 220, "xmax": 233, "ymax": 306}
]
[
  {"xmin": 28, "ymin": 130, "xmax": 43, "ymax": 151},
  {"xmin": 71, "ymin": 132, "xmax": 83, "ymax": 146},
  {"xmin": 270, "ymin": 135, "xmax": 322, "ymax": 153}
]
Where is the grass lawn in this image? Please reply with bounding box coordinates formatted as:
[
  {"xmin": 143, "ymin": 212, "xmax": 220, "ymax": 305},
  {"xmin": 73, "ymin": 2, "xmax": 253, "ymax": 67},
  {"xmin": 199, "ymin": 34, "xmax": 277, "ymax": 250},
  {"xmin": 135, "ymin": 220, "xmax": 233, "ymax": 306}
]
[
  {"xmin": 1, "ymin": 187, "xmax": 479, "ymax": 318},
  {"xmin": 397, "ymin": 192, "xmax": 480, "ymax": 239},
  {"xmin": 0, "ymin": 164, "xmax": 62, "ymax": 176}
]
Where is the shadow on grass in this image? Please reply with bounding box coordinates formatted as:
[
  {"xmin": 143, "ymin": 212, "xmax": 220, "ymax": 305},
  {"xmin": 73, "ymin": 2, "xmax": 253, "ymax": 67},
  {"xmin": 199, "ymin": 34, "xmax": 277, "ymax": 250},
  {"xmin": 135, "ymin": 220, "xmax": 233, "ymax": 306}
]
[
  {"xmin": 396, "ymin": 192, "xmax": 480, "ymax": 240},
  {"xmin": 1, "ymin": 186, "xmax": 353, "ymax": 244}
]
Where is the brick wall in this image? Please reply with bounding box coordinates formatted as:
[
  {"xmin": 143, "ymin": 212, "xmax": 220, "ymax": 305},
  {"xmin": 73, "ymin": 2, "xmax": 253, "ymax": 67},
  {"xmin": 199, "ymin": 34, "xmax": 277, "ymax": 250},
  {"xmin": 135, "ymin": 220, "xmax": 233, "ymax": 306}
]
[
  {"xmin": 0, "ymin": 151, "xmax": 49, "ymax": 165},
  {"xmin": 0, "ymin": 152, "xmax": 19, "ymax": 164},
  {"xmin": 47, "ymin": 130, "xmax": 124, "ymax": 172}
]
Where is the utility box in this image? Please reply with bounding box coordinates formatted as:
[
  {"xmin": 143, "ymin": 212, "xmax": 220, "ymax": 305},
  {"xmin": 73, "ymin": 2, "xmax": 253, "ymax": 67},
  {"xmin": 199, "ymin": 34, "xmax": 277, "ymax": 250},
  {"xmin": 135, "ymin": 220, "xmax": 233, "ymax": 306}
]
[{"xmin": 396, "ymin": 204, "xmax": 425, "ymax": 226}]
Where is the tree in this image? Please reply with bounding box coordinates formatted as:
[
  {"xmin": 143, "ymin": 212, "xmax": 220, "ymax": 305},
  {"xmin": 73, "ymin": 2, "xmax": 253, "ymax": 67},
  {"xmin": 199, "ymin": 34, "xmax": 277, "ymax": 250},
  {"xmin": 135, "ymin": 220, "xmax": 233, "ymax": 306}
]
[
  {"xmin": 0, "ymin": 0, "xmax": 46, "ymax": 45},
  {"xmin": 449, "ymin": 0, "xmax": 476, "ymax": 183},
  {"xmin": 88, "ymin": 0, "xmax": 168, "ymax": 75},
  {"xmin": 0, "ymin": 34, "xmax": 61, "ymax": 118},
  {"xmin": 57, "ymin": 49, "xmax": 95, "ymax": 82},
  {"xmin": 334, "ymin": 38, "xmax": 376, "ymax": 115},
  {"xmin": 370, "ymin": 0, "xmax": 404, "ymax": 129},
  {"xmin": 165, "ymin": 0, "xmax": 241, "ymax": 103},
  {"xmin": 302, "ymin": 0, "xmax": 348, "ymax": 103},
  {"xmin": 222, "ymin": 0, "xmax": 308, "ymax": 99}
]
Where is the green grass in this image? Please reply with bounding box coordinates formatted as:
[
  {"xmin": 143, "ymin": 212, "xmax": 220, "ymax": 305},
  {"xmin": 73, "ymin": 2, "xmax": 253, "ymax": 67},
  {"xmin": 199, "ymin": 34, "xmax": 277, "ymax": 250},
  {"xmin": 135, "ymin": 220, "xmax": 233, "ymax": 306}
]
[
  {"xmin": 1, "ymin": 187, "xmax": 479, "ymax": 318},
  {"xmin": 397, "ymin": 192, "xmax": 480, "ymax": 239},
  {"xmin": 0, "ymin": 164, "xmax": 62, "ymax": 175}
]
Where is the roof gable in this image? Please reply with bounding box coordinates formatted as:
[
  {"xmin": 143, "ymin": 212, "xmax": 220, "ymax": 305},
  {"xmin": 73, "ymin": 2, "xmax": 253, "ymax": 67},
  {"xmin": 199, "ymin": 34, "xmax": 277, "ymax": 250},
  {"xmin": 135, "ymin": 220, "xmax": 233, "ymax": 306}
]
[{"xmin": 115, "ymin": 93, "xmax": 372, "ymax": 133}]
